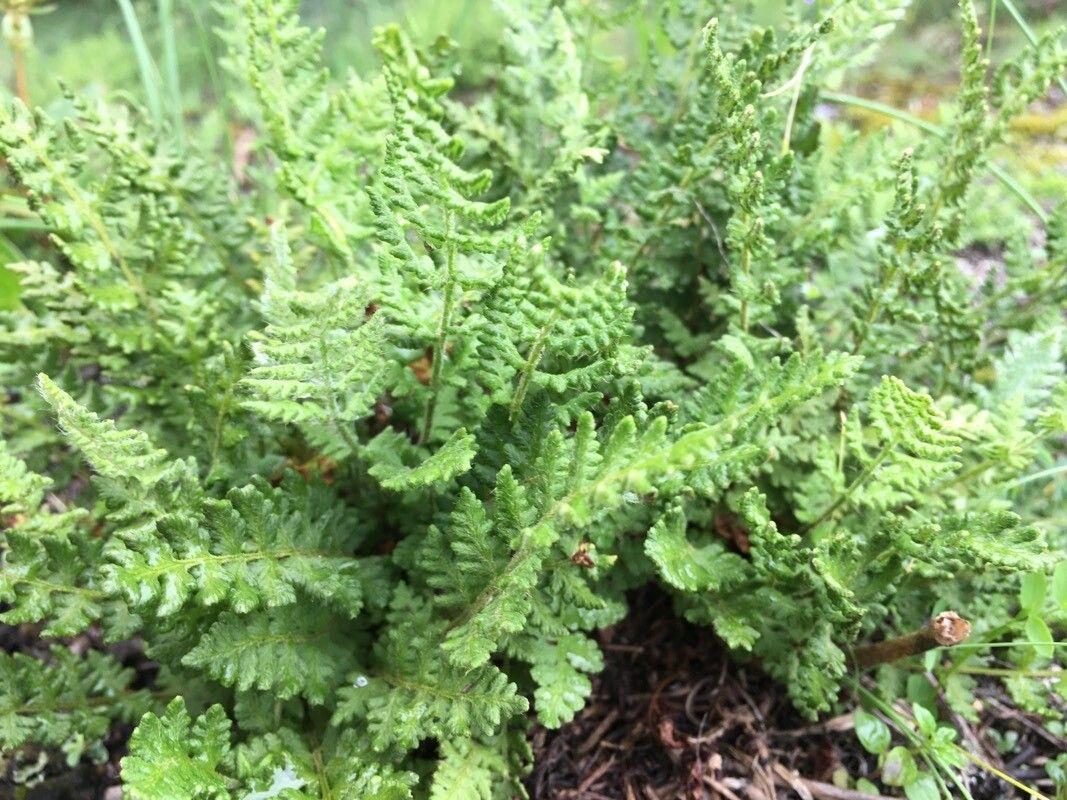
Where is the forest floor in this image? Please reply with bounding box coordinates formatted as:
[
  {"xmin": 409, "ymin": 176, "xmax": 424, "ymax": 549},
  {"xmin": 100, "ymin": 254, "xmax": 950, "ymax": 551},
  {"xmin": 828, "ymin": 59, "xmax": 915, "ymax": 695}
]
[{"xmin": 526, "ymin": 587, "xmax": 1064, "ymax": 800}]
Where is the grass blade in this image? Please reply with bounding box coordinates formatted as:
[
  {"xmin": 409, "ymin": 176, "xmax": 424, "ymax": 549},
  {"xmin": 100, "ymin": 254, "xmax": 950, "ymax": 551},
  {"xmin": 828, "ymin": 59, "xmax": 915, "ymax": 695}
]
[
  {"xmin": 116, "ymin": 0, "xmax": 163, "ymax": 125},
  {"xmin": 158, "ymin": 0, "xmax": 184, "ymax": 144}
]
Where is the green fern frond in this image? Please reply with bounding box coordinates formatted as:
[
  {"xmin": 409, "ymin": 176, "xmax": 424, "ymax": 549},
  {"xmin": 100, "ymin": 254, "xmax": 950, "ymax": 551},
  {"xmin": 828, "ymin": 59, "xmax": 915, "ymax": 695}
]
[
  {"xmin": 37, "ymin": 373, "xmax": 174, "ymax": 487},
  {"xmin": 429, "ymin": 738, "xmax": 513, "ymax": 800},
  {"xmin": 334, "ymin": 591, "xmax": 526, "ymax": 751},
  {"xmin": 365, "ymin": 427, "xmax": 476, "ymax": 490},
  {"xmin": 242, "ymin": 225, "xmax": 387, "ymax": 454},
  {"xmin": 232, "ymin": 0, "xmax": 386, "ymax": 256},
  {"xmin": 182, "ymin": 607, "xmax": 354, "ymax": 704},
  {"xmin": 122, "ymin": 698, "xmax": 232, "ymax": 800},
  {"xmin": 645, "ymin": 503, "xmax": 747, "ymax": 593},
  {"xmin": 0, "ymin": 647, "xmax": 152, "ymax": 762},
  {"xmin": 106, "ymin": 476, "xmax": 366, "ymax": 618}
]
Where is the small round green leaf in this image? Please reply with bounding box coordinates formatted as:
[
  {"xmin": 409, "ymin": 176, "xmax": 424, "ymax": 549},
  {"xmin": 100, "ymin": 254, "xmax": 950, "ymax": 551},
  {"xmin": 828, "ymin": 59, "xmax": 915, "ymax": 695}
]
[
  {"xmin": 904, "ymin": 773, "xmax": 939, "ymax": 800},
  {"xmin": 854, "ymin": 708, "xmax": 891, "ymax": 755},
  {"xmin": 856, "ymin": 778, "xmax": 881, "ymax": 795},
  {"xmin": 1025, "ymin": 615, "xmax": 1054, "ymax": 660},
  {"xmin": 1019, "ymin": 572, "xmax": 1047, "ymax": 613},
  {"xmin": 911, "ymin": 702, "xmax": 937, "ymax": 738},
  {"xmin": 882, "ymin": 746, "xmax": 918, "ymax": 787}
]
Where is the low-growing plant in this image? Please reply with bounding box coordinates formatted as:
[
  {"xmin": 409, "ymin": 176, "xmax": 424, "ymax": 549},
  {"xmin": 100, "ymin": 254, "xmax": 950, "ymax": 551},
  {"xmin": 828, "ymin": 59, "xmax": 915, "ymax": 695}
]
[{"xmin": 0, "ymin": 0, "xmax": 1064, "ymax": 797}]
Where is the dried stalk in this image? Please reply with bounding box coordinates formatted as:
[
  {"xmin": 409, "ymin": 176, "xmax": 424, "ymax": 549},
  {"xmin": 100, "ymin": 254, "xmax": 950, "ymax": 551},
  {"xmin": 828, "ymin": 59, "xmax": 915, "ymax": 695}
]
[{"xmin": 853, "ymin": 612, "xmax": 972, "ymax": 669}]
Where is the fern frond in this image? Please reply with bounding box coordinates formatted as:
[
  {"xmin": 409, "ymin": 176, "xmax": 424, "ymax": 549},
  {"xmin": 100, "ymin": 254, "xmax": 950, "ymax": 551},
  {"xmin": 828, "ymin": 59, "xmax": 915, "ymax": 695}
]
[
  {"xmin": 525, "ymin": 633, "xmax": 604, "ymax": 729},
  {"xmin": 800, "ymin": 376, "xmax": 961, "ymax": 528},
  {"xmin": 365, "ymin": 427, "xmax": 476, "ymax": 490},
  {"xmin": 334, "ymin": 591, "xmax": 526, "ymax": 751},
  {"xmin": 430, "ymin": 738, "xmax": 513, "ymax": 800},
  {"xmin": 0, "ymin": 647, "xmax": 152, "ymax": 760},
  {"xmin": 182, "ymin": 607, "xmax": 354, "ymax": 704},
  {"xmin": 242, "ymin": 225, "xmax": 387, "ymax": 454},
  {"xmin": 232, "ymin": 0, "xmax": 387, "ymax": 256},
  {"xmin": 37, "ymin": 373, "xmax": 174, "ymax": 487},
  {"xmin": 645, "ymin": 504, "xmax": 747, "ymax": 593},
  {"xmin": 122, "ymin": 698, "xmax": 232, "ymax": 800},
  {"xmin": 106, "ymin": 476, "xmax": 365, "ymax": 618}
]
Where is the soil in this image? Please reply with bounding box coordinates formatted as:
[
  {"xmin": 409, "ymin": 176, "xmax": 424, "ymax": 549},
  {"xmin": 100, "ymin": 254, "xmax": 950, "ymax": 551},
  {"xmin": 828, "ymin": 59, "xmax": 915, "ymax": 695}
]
[{"xmin": 525, "ymin": 587, "xmax": 1065, "ymax": 800}]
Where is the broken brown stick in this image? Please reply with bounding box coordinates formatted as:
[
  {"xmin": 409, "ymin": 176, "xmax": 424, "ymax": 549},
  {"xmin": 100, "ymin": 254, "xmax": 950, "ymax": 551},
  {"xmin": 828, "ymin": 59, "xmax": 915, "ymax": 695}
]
[{"xmin": 852, "ymin": 612, "xmax": 972, "ymax": 669}]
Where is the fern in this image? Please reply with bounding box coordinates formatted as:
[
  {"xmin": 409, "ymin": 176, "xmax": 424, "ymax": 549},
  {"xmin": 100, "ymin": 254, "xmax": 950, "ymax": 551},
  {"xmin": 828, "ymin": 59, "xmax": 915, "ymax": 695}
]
[
  {"xmin": 1, "ymin": 0, "xmax": 1064, "ymax": 793},
  {"xmin": 241, "ymin": 223, "xmax": 387, "ymax": 455},
  {"xmin": 430, "ymin": 738, "xmax": 516, "ymax": 800},
  {"xmin": 365, "ymin": 426, "xmax": 476, "ymax": 490},
  {"xmin": 182, "ymin": 608, "xmax": 354, "ymax": 704},
  {"xmin": 798, "ymin": 375, "xmax": 961, "ymax": 528},
  {"xmin": 121, "ymin": 698, "xmax": 233, "ymax": 800},
  {"xmin": 0, "ymin": 647, "xmax": 152, "ymax": 762},
  {"xmin": 230, "ymin": 0, "xmax": 386, "ymax": 258}
]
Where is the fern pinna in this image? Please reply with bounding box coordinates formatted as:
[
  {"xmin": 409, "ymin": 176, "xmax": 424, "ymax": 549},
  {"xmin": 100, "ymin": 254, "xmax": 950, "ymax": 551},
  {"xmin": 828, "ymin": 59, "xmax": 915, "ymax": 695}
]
[{"xmin": 1, "ymin": 0, "xmax": 1064, "ymax": 797}]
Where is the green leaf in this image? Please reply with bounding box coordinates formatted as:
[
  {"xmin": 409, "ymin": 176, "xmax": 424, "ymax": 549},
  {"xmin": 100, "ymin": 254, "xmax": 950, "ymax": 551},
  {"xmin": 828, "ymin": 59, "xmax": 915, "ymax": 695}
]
[
  {"xmin": 911, "ymin": 702, "xmax": 937, "ymax": 739},
  {"xmin": 528, "ymin": 634, "xmax": 604, "ymax": 728},
  {"xmin": 1052, "ymin": 561, "xmax": 1067, "ymax": 610},
  {"xmin": 904, "ymin": 772, "xmax": 940, "ymax": 800},
  {"xmin": 856, "ymin": 778, "xmax": 881, "ymax": 795},
  {"xmin": 0, "ymin": 261, "xmax": 21, "ymax": 311},
  {"xmin": 333, "ymin": 592, "xmax": 527, "ymax": 751},
  {"xmin": 366, "ymin": 427, "xmax": 477, "ymax": 490},
  {"xmin": 429, "ymin": 739, "xmax": 509, "ymax": 800},
  {"xmin": 645, "ymin": 504, "xmax": 747, "ymax": 593},
  {"xmin": 121, "ymin": 698, "xmax": 232, "ymax": 800},
  {"xmin": 181, "ymin": 608, "xmax": 353, "ymax": 704},
  {"xmin": 1019, "ymin": 571, "xmax": 1047, "ymax": 613},
  {"xmin": 242, "ymin": 250, "xmax": 388, "ymax": 453},
  {"xmin": 881, "ymin": 746, "xmax": 918, "ymax": 787},
  {"xmin": 37, "ymin": 374, "xmax": 173, "ymax": 487},
  {"xmin": 106, "ymin": 476, "xmax": 365, "ymax": 618},
  {"xmin": 0, "ymin": 648, "xmax": 150, "ymax": 761},
  {"xmin": 854, "ymin": 708, "xmax": 892, "ymax": 755},
  {"xmin": 1025, "ymin": 615, "xmax": 1054, "ymax": 660}
]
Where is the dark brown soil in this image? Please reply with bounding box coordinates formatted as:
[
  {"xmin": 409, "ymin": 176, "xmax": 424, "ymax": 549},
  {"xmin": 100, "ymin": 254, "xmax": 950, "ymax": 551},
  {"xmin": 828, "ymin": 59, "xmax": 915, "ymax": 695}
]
[{"xmin": 526, "ymin": 587, "xmax": 1065, "ymax": 800}]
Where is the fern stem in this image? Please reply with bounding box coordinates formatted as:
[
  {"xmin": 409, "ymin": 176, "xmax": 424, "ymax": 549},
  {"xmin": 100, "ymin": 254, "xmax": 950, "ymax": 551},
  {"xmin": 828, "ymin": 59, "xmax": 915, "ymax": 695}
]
[
  {"xmin": 14, "ymin": 578, "xmax": 106, "ymax": 600},
  {"xmin": 850, "ymin": 257, "xmax": 899, "ymax": 356},
  {"xmin": 1014, "ymin": 460, "xmax": 1067, "ymax": 487},
  {"xmin": 318, "ymin": 337, "xmax": 361, "ymax": 455},
  {"xmin": 311, "ymin": 747, "xmax": 335, "ymax": 800},
  {"xmin": 206, "ymin": 379, "xmax": 236, "ymax": 480},
  {"xmin": 738, "ymin": 230, "xmax": 751, "ymax": 333},
  {"xmin": 421, "ymin": 211, "xmax": 457, "ymax": 444},
  {"xmin": 509, "ymin": 311, "xmax": 558, "ymax": 420},
  {"xmin": 802, "ymin": 441, "xmax": 892, "ymax": 532},
  {"xmin": 12, "ymin": 687, "xmax": 171, "ymax": 718}
]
